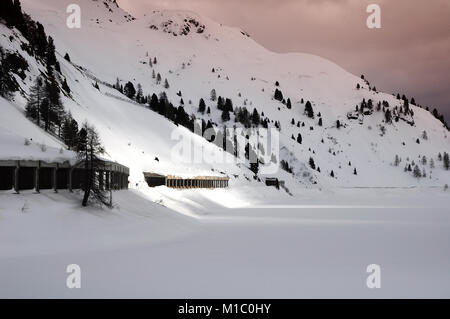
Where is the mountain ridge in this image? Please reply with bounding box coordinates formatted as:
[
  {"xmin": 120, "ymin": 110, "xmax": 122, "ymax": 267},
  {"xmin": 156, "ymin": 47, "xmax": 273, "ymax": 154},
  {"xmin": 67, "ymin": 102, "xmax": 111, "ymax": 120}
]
[{"xmin": 1, "ymin": 0, "xmax": 449, "ymax": 208}]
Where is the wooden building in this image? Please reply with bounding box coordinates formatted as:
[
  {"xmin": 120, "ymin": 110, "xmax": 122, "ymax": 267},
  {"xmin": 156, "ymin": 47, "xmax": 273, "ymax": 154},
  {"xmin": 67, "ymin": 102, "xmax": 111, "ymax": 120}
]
[
  {"xmin": 144, "ymin": 172, "xmax": 229, "ymax": 189},
  {"xmin": 0, "ymin": 159, "xmax": 129, "ymax": 193}
]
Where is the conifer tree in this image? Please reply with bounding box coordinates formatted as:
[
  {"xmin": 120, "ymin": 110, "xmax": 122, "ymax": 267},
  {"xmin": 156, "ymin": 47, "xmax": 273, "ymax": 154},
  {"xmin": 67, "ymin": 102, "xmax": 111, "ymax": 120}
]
[
  {"xmin": 444, "ymin": 152, "xmax": 450, "ymax": 170},
  {"xmin": 217, "ymin": 96, "xmax": 223, "ymax": 110},
  {"xmin": 77, "ymin": 123, "xmax": 111, "ymax": 207},
  {"xmin": 198, "ymin": 98, "xmax": 206, "ymax": 113},
  {"xmin": 62, "ymin": 114, "xmax": 79, "ymax": 149},
  {"xmin": 304, "ymin": 101, "xmax": 314, "ymax": 118},
  {"xmin": 224, "ymin": 98, "xmax": 233, "ymax": 112},
  {"xmin": 124, "ymin": 81, "xmax": 136, "ymax": 99},
  {"xmin": 251, "ymin": 108, "xmax": 260, "ymax": 125},
  {"xmin": 385, "ymin": 109, "xmax": 392, "ymax": 123},
  {"xmin": 62, "ymin": 78, "xmax": 70, "ymax": 95},
  {"xmin": 413, "ymin": 165, "xmax": 422, "ymax": 178},
  {"xmin": 222, "ymin": 109, "xmax": 230, "ymax": 122},
  {"xmin": 136, "ymin": 83, "xmax": 143, "ymax": 102},
  {"xmin": 210, "ymin": 89, "xmax": 217, "ymax": 101},
  {"xmin": 274, "ymin": 88, "xmax": 283, "ymax": 101},
  {"xmin": 25, "ymin": 76, "xmax": 45, "ymax": 126},
  {"xmin": 309, "ymin": 157, "xmax": 316, "ymax": 170},
  {"xmin": 149, "ymin": 93, "xmax": 158, "ymax": 111}
]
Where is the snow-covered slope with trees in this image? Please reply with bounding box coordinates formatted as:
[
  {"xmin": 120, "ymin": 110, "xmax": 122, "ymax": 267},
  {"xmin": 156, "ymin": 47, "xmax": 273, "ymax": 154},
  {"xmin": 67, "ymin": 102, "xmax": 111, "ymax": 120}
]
[{"xmin": 1, "ymin": 0, "xmax": 449, "ymax": 211}]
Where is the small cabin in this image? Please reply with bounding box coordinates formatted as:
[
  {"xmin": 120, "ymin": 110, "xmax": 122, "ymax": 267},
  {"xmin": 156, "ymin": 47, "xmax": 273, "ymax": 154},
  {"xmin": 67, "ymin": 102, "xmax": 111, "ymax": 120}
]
[
  {"xmin": 144, "ymin": 173, "xmax": 166, "ymax": 187},
  {"xmin": 265, "ymin": 177, "xmax": 280, "ymax": 189}
]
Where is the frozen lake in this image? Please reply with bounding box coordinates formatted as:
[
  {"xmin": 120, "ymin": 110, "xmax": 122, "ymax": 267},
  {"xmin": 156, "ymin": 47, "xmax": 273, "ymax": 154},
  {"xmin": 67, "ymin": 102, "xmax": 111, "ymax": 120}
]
[{"xmin": 1, "ymin": 189, "xmax": 449, "ymax": 298}]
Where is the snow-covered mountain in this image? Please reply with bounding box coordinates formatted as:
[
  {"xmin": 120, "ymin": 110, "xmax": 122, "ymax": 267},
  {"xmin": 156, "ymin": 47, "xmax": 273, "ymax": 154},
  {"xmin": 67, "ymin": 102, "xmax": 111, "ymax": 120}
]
[{"xmin": 1, "ymin": 0, "xmax": 449, "ymax": 210}]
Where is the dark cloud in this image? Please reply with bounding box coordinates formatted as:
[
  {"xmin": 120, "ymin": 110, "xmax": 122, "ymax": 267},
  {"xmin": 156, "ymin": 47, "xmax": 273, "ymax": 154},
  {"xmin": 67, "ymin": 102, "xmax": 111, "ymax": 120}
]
[{"xmin": 118, "ymin": 0, "xmax": 450, "ymax": 120}]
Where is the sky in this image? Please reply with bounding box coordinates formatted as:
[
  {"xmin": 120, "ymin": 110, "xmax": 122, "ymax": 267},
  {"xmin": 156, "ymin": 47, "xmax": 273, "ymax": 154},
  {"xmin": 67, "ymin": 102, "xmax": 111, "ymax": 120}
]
[{"xmin": 117, "ymin": 0, "xmax": 450, "ymax": 122}]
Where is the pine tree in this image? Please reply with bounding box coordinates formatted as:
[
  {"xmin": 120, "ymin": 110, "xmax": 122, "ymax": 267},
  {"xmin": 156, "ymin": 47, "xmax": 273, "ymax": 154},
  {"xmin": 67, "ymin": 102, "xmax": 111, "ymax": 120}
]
[
  {"xmin": 318, "ymin": 118, "xmax": 323, "ymax": 126},
  {"xmin": 45, "ymin": 36, "xmax": 59, "ymax": 71},
  {"xmin": 330, "ymin": 170, "xmax": 335, "ymax": 178},
  {"xmin": 404, "ymin": 99, "xmax": 410, "ymax": 114},
  {"xmin": 62, "ymin": 114, "xmax": 79, "ymax": 149},
  {"xmin": 64, "ymin": 52, "xmax": 71, "ymax": 62},
  {"xmin": 444, "ymin": 152, "xmax": 450, "ymax": 170},
  {"xmin": 25, "ymin": 76, "xmax": 45, "ymax": 126},
  {"xmin": 422, "ymin": 156, "xmax": 427, "ymax": 166},
  {"xmin": 198, "ymin": 98, "xmax": 206, "ymax": 113},
  {"xmin": 221, "ymin": 109, "xmax": 230, "ymax": 122},
  {"xmin": 124, "ymin": 81, "xmax": 136, "ymax": 99},
  {"xmin": 251, "ymin": 108, "xmax": 260, "ymax": 125},
  {"xmin": 309, "ymin": 157, "xmax": 316, "ymax": 170},
  {"xmin": 149, "ymin": 93, "xmax": 159, "ymax": 111},
  {"xmin": 77, "ymin": 123, "xmax": 111, "ymax": 207},
  {"xmin": 413, "ymin": 165, "xmax": 422, "ymax": 178},
  {"xmin": 62, "ymin": 78, "xmax": 70, "ymax": 95},
  {"xmin": 164, "ymin": 79, "xmax": 170, "ymax": 89},
  {"xmin": 44, "ymin": 78, "xmax": 64, "ymax": 133},
  {"xmin": 297, "ymin": 133, "xmax": 302, "ymax": 144},
  {"xmin": 354, "ymin": 168, "xmax": 357, "ymax": 175},
  {"xmin": 385, "ymin": 109, "xmax": 392, "ymax": 123},
  {"xmin": 224, "ymin": 98, "xmax": 233, "ymax": 112},
  {"xmin": 136, "ymin": 83, "xmax": 143, "ymax": 103},
  {"xmin": 274, "ymin": 89, "xmax": 283, "ymax": 101},
  {"xmin": 210, "ymin": 89, "xmax": 217, "ymax": 101},
  {"xmin": 156, "ymin": 73, "xmax": 162, "ymax": 84},
  {"xmin": 394, "ymin": 155, "xmax": 400, "ymax": 166},
  {"xmin": 0, "ymin": 48, "xmax": 13, "ymax": 99},
  {"xmin": 286, "ymin": 98, "xmax": 292, "ymax": 109},
  {"xmin": 217, "ymin": 96, "xmax": 224, "ymax": 110},
  {"xmin": 304, "ymin": 101, "xmax": 314, "ymax": 118}
]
